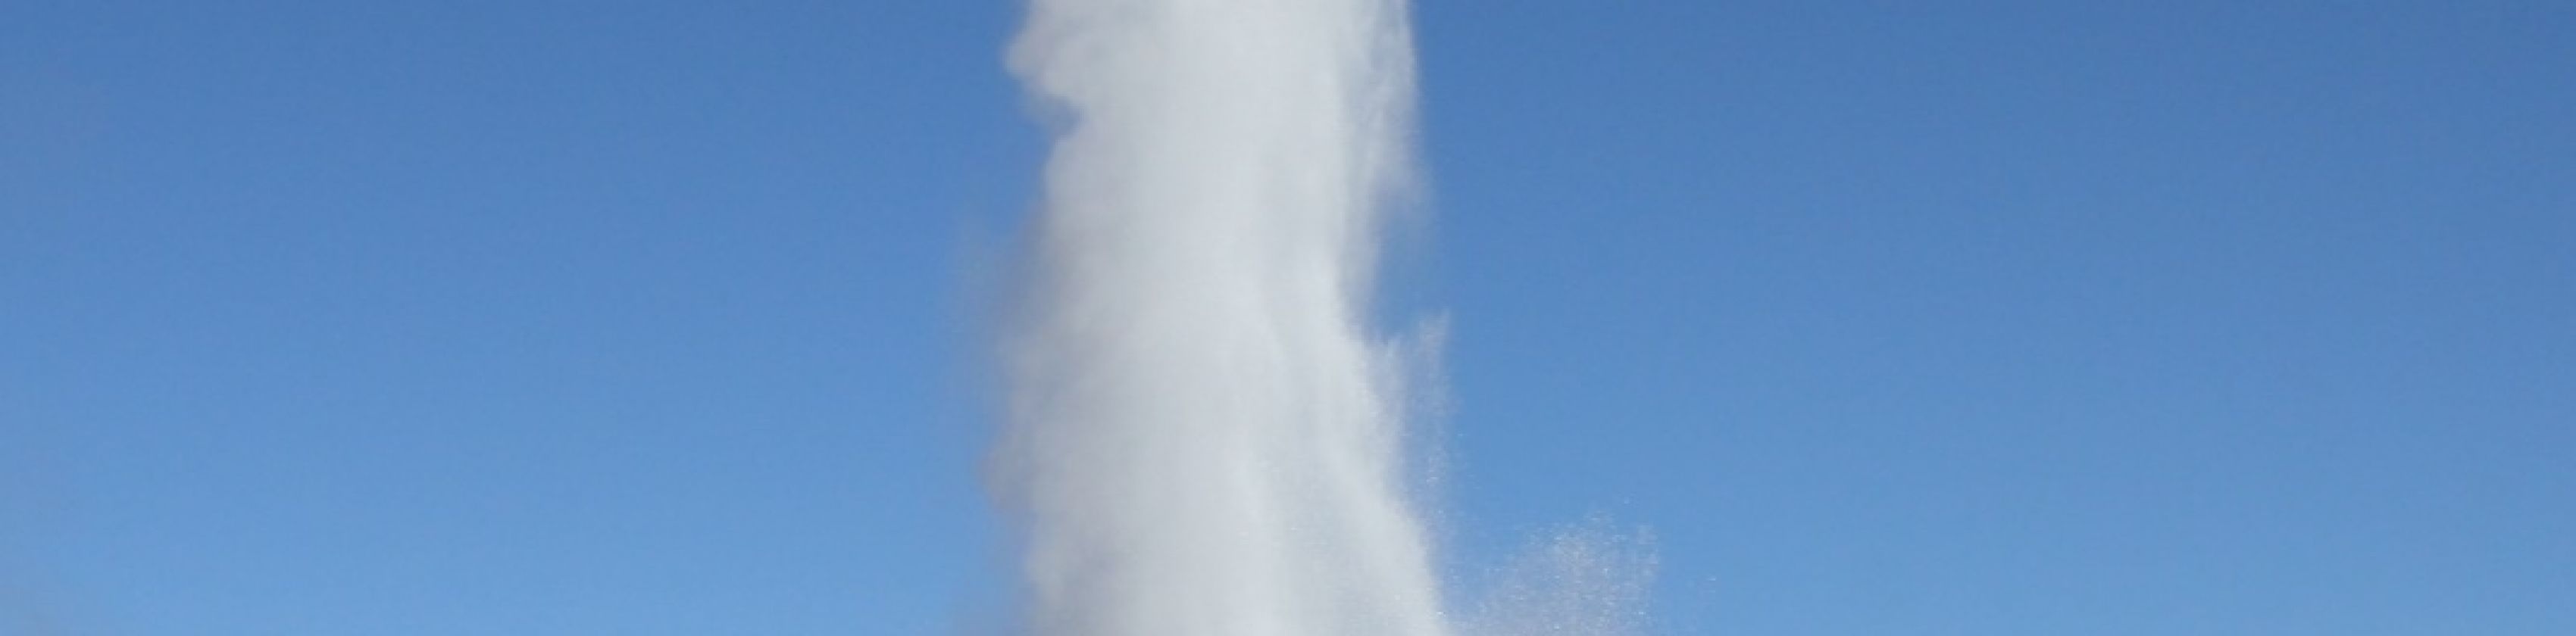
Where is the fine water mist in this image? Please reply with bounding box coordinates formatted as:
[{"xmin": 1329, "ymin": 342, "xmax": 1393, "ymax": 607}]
[{"xmin": 991, "ymin": 2, "xmax": 1647, "ymax": 635}]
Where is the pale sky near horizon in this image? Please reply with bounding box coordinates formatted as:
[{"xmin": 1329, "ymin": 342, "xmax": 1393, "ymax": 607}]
[{"xmin": 5, "ymin": 2, "xmax": 2571, "ymax": 634}]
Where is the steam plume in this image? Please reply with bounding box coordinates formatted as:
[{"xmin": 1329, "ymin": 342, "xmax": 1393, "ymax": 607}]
[{"xmin": 991, "ymin": 0, "xmax": 1444, "ymax": 634}]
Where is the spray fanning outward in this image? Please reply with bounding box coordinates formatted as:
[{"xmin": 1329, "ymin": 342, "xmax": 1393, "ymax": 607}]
[{"xmin": 993, "ymin": 0, "xmax": 1441, "ymax": 634}]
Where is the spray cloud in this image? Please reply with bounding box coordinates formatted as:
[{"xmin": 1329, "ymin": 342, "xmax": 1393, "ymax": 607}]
[{"xmin": 992, "ymin": 0, "xmax": 1440, "ymax": 634}]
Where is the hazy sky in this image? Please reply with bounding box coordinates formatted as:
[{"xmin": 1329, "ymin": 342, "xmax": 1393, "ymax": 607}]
[{"xmin": 5, "ymin": 2, "xmax": 2571, "ymax": 634}]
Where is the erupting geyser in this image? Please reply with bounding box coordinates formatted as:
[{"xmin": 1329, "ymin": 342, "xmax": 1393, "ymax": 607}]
[{"xmin": 989, "ymin": 0, "xmax": 1444, "ymax": 634}]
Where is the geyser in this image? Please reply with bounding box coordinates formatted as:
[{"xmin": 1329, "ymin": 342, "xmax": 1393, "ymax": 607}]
[{"xmin": 990, "ymin": 0, "xmax": 1443, "ymax": 635}]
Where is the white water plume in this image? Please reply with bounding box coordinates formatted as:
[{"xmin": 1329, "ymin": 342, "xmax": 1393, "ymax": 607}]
[
  {"xmin": 990, "ymin": 2, "xmax": 1653, "ymax": 635},
  {"xmin": 991, "ymin": 0, "xmax": 1438, "ymax": 634}
]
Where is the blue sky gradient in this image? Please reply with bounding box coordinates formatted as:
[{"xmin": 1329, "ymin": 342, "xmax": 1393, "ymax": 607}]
[{"xmin": 5, "ymin": 2, "xmax": 2571, "ymax": 634}]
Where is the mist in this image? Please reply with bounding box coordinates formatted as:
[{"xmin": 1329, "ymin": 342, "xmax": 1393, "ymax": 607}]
[{"xmin": 990, "ymin": 2, "xmax": 1646, "ymax": 635}]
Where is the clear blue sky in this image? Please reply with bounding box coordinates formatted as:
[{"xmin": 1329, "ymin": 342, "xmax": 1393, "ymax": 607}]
[{"xmin": 4, "ymin": 2, "xmax": 2569, "ymax": 634}]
